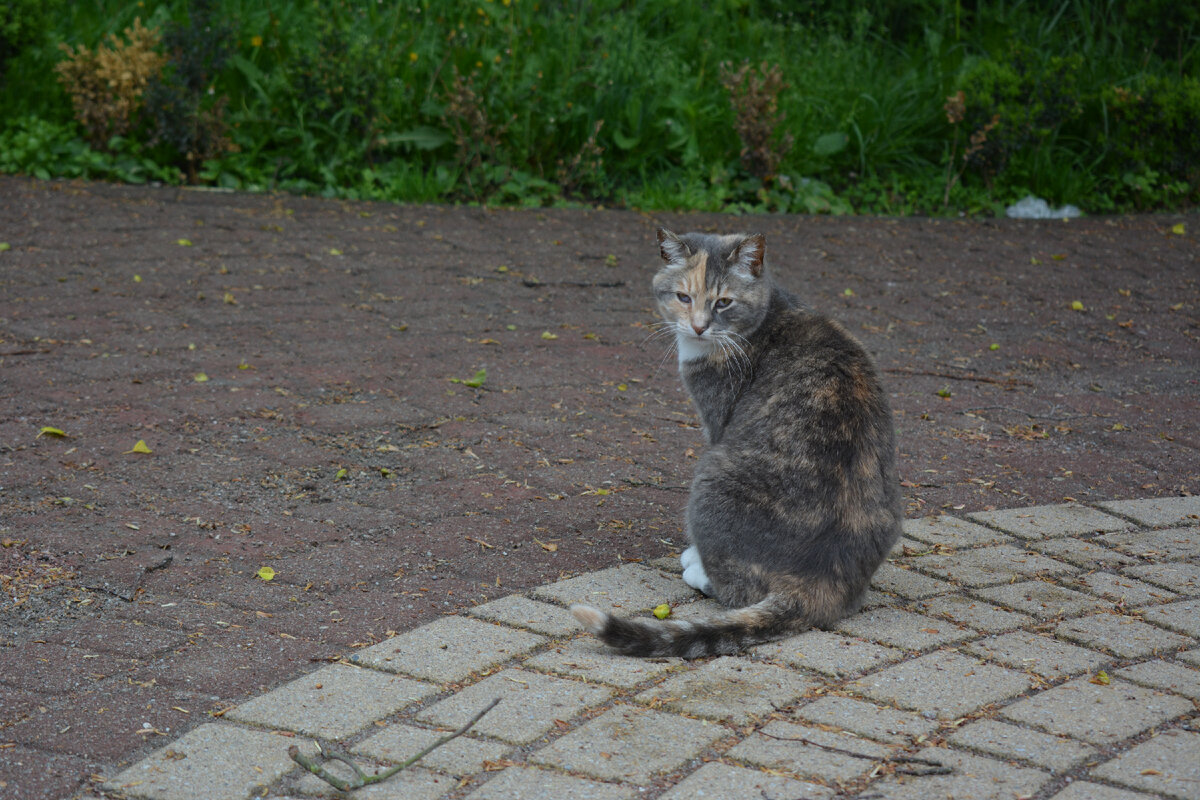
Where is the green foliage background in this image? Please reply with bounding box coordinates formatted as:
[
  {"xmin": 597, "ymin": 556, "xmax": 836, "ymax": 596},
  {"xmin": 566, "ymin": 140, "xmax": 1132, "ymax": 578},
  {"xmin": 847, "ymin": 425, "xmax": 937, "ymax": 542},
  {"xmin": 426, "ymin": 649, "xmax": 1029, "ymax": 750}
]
[{"xmin": 1, "ymin": 0, "xmax": 1197, "ymax": 214}]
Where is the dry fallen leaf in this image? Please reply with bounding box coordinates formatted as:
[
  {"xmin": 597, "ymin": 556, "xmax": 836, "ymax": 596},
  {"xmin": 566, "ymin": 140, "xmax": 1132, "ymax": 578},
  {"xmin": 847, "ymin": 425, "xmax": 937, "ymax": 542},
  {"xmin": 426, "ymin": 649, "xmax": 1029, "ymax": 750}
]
[
  {"xmin": 256, "ymin": 566, "xmax": 275, "ymax": 581},
  {"xmin": 124, "ymin": 440, "xmax": 152, "ymax": 454},
  {"xmin": 653, "ymin": 604, "xmax": 671, "ymax": 619},
  {"xmin": 37, "ymin": 426, "xmax": 67, "ymax": 438}
]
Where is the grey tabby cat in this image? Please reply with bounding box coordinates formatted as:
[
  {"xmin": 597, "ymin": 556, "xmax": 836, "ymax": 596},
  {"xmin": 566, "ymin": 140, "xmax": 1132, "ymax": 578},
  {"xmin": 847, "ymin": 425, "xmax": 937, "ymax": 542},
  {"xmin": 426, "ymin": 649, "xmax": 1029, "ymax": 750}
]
[{"xmin": 571, "ymin": 229, "xmax": 902, "ymax": 658}]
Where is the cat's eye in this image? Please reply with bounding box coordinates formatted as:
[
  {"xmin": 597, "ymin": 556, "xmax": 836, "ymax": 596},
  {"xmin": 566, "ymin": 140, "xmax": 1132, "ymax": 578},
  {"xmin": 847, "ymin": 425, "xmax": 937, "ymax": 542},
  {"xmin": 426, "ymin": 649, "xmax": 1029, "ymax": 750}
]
[
  {"xmin": 676, "ymin": 292, "xmax": 692, "ymax": 305},
  {"xmin": 714, "ymin": 298, "xmax": 733, "ymax": 310}
]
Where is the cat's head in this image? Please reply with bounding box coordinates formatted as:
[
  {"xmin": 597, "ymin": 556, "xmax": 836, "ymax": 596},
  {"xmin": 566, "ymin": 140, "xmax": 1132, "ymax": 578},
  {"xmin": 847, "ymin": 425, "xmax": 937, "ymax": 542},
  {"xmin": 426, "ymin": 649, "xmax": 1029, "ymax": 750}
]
[{"xmin": 652, "ymin": 228, "xmax": 772, "ymax": 361}]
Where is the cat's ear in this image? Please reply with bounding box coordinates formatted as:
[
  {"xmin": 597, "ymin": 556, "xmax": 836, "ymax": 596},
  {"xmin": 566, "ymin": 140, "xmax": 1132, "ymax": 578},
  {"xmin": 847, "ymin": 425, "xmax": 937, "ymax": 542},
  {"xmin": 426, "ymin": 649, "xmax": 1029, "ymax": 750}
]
[
  {"xmin": 657, "ymin": 228, "xmax": 690, "ymax": 264},
  {"xmin": 731, "ymin": 233, "xmax": 766, "ymax": 278}
]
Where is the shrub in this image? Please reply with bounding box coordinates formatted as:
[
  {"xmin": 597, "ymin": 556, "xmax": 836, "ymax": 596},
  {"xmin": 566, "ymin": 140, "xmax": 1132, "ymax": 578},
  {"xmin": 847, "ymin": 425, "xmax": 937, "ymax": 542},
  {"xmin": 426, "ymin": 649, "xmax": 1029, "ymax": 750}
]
[
  {"xmin": 719, "ymin": 60, "xmax": 794, "ymax": 180},
  {"xmin": 53, "ymin": 18, "xmax": 166, "ymax": 149},
  {"xmin": 1107, "ymin": 76, "xmax": 1200, "ymax": 206}
]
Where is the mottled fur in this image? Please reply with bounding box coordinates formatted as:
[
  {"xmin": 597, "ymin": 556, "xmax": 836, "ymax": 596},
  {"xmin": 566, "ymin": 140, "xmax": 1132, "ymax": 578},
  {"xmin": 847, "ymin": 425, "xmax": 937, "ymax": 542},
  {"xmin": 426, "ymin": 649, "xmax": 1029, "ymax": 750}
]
[{"xmin": 572, "ymin": 229, "xmax": 902, "ymax": 658}]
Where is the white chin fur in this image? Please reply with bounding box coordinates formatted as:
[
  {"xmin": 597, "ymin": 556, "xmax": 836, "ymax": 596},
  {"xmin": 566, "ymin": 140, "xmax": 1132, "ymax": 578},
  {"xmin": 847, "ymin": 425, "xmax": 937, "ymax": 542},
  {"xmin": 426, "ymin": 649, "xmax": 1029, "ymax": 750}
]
[{"xmin": 676, "ymin": 333, "xmax": 714, "ymax": 365}]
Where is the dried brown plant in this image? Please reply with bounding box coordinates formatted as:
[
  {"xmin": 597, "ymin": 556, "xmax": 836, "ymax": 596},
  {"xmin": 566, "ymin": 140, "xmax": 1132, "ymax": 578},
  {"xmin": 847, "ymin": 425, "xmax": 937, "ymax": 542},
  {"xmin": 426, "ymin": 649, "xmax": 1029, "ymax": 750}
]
[
  {"xmin": 54, "ymin": 18, "xmax": 166, "ymax": 149},
  {"xmin": 719, "ymin": 60, "xmax": 794, "ymax": 180}
]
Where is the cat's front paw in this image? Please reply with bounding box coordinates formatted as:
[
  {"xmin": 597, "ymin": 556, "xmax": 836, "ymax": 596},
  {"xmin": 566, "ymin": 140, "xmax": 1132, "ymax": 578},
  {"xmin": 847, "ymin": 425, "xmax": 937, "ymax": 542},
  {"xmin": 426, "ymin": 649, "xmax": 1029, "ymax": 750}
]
[
  {"xmin": 680, "ymin": 545, "xmax": 700, "ymax": 571},
  {"xmin": 682, "ymin": 560, "xmax": 714, "ymax": 596}
]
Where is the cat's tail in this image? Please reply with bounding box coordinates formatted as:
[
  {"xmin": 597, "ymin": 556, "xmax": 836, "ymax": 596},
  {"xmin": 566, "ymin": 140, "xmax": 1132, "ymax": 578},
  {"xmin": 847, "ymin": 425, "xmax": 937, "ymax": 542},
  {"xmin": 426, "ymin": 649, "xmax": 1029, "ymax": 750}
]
[{"xmin": 570, "ymin": 594, "xmax": 804, "ymax": 659}]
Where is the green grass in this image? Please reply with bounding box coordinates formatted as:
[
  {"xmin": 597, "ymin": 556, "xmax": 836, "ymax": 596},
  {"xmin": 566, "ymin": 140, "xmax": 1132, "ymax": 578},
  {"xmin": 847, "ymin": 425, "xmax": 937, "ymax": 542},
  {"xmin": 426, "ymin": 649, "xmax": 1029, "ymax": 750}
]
[{"xmin": 1, "ymin": 0, "xmax": 1196, "ymax": 214}]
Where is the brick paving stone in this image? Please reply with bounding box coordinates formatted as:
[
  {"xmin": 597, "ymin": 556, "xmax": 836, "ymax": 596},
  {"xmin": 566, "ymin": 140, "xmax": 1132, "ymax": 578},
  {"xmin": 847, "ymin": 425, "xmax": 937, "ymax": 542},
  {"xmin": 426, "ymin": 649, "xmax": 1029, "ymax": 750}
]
[
  {"xmin": 728, "ymin": 719, "xmax": 895, "ymax": 783},
  {"xmin": 1055, "ymin": 613, "xmax": 1193, "ymax": 659},
  {"xmin": 351, "ymin": 617, "xmax": 546, "ymax": 683},
  {"xmin": 836, "ymin": 607, "xmax": 973, "ymax": 651},
  {"xmin": 902, "ymin": 515, "xmax": 1010, "ymax": 547},
  {"xmin": 752, "ymin": 630, "xmax": 905, "ymax": 678},
  {"xmin": 964, "ymin": 630, "xmax": 1107, "ymax": 680},
  {"xmin": 294, "ymin": 766, "xmax": 455, "ymax": 799},
  {"xmin": 968, "ymin": 504, "xmax": 1129, "ymax": 540},
  {"xmin": 1098, "ymin": 496, "xmax": 1200, "ymax": 528},
  {"xmin": 870, "ymin": 562, "xmax": 956, "ymax": 599},
  {"xmin": 947, "ymin": 718, "xmax": 1097, "ymax": 772},
  {"xmin": 974, "ymin": 580, "xmax": 1106, "ymax": 619},
  {"xmin": 1029, "ymin": 537, "xmax": 1142, "ymax": 570},
  {"xmin": 1140, "ymin": 598, "xmax": 1200, "ymax": 637},
  {"xmin": 469, "ymin": 595, "xmax": 580, "ymax": 636},
  {"xmin": 1178, "ymin": 648, "xmax": 1200, "ymax": 668},
  {"xmin": 913, "ymin": 544, "xmax": 1076, "ymax": 588},
  {"xmin": 463, "ymin": 765, "xmax": 636, "ymax": 800},
  {"xmin": 416, "ymin": 668, "xmax": 612, "ymax": 745},
  {"xmin": 1123, "ymin": 562, "xmax": 1200, "ymax": 593},
  {"xmin": 354, "ymin": 723, "xmax": 511, "ymax": 775},
  {"xmin": 1001, "ymin": 677, "xmax": 1193, "ymax": 745},
  {"xmin": 1091, "ymin": 729, "xmax": 1200, "ymax": 800},
  {"xmin": 866, "ymin": 747, "xmax": 1051, "ymax": 800},
  {"xmin": 1046, "ymin": 781, "xmax": 1157, "ymax": 800},
  {"xmin": 1115, "ymin": 660, "xmax": 1200, "ymax": 700},
  {"xmin": 1095, "ymin": 528, "xmax": 1200, "ymax": 561},
  {"xmin": 794, "ymin": 695, "xmax": 938, "ymax": 743},
  {"xmin": 225, "ymin": 662, "xmax": 438, "ymax": 740},
  {"xmin": 104, "ymin": 722, "xmax": 317, "ymax": 800},
  {"xmin": 657, "ymin": 762, "xmax": 835, "ymax": 800},
  {"xmin": 1066, "ymin": 571, "xmax": 1178, "ymax": 606},
  {"xmin": 530, "ymin": 704, "xmax": 725, "ymax": 782},
  {"xmin": 531, "ymin": 563, "xmax": 697, "ymax": 613},
  {"xmin": 633, "ymin": 656, "xmax": 815, "ymax": 724},
  {"xmin": 848, "ymin": 650, "xmax": 1032, "ymax": 719},
  {"xmin": 524, "ymin": 637, "xmax": 683, "ymax": 688},
  {"xmin": 916, "ymin": 593, "xmax": 1035, "ymax": 633}
]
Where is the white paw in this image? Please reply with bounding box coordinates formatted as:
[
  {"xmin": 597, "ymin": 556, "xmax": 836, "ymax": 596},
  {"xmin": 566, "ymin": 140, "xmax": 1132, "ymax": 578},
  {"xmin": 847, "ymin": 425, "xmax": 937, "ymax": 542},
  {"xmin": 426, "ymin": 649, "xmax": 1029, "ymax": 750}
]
[
  {"xmin": 682, "ymin": 561, "xmax": 714, "ymax": 596},
  {"xmin": 680, "ymin": 546, "xmax": 700, "ymax": 570}
]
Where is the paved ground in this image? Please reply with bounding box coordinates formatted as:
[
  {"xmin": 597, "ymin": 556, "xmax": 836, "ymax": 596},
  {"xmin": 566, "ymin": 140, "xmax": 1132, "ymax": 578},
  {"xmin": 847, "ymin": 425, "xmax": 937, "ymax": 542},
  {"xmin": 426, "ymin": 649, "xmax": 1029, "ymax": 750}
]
[{"xmin": 0, "ymin": 176, "xmax": 1197, "ymax": 799}]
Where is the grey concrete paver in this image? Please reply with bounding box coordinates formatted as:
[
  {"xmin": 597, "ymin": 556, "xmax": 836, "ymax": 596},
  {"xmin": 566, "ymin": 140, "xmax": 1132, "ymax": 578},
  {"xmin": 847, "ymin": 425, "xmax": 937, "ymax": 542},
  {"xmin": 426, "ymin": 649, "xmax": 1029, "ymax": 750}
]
[
  {"xmin": 1124, "ymin": 562, "xmax": 1200, "ymax": 593},
  {"xmin": 463, "ymin": 765, "xmax": 636, "ymax": 800},
  {"xmin": 351, "ymin": 616, "xmax": 546, "ymax": 683},
  {"xmin": 529, "ymin": 704, "xmax": 725, "ymax": 782},
  {"xmin": 913, "ymin": 543, "xmax": 1076, "ymax": 587},
  {"xmin": 1098, "ymin": 496, "xmax": 1200, "ymax": 528},
  {"xmin": 794, "ymin": 695, "xmax": 939, "ymax": 743},
  {"xmin": 1115, "ymin": 660, "xmax": 1200, "ymax": 700},
  {"xmin": 633, "ymin": 656, "xmax": 816, "ymax": 724},
  {"xmin": 969, "ymin": 503, "xmax": 1129, "ymax": 539},
  {"xmin": 1030, "ymin": 536, "xmax": 1143, "ymax": 569},
  {"xmin": 870, "ymin": 562, "xmax": 957, "ymax": 598},
  {"xmin": 531, "ymin": 563, "xmax": 697, "ymax": 612},
  {"xmin": 294, "ymin": 766, "xmax": 454, "ymax": 799},
  {"xmin": 902, "ymin": 515, "xmax": 1011, "ymax": 547},
  {"xmin": 1047, "ymin": 781, "xmax": 1160, "ymax": 800},
  {"xmin": 415, "ymin": 668, "xmax": 612, "ymax": 744},
  {"xmin": 469, "ymin": 595, "xmax": 581, "ymax": 636},
  {"xmin": 524, "ymin": 636, "xmax": 683, "ymax": 687},
  {"xmin": 752, "ymin": 629, "xmax": 906, "ymax": 677},
  {"xmin": 848, "ymin": 650, "xmax": 1033, "ymax": 719},
  {"xmin": 1091, "ymin": 729, "xmax": 1200, "ymax": 800},
  {"xmin": 1001, "ymin": 677, "xmax": 1193, "ymax": 745},
  {"xmin": 1067, "ymin": 571, "xmax": 1179, "ymax": 606},
  {"xmin": 836, "ymin": 606, "xmax": 974, "ymax": 650},
  {"xmin": 1139, "ymin": 598, "xmax": 1200, "ymax": 637},
  {"xmin": 863, "ymin": 746, "xmax": 1052, "ymax": 800},
  {"xmin": 974, "ymin": 580, "xmax": 1107, "ymax": 619},
  {"xmin": 917, "ymin": 593, "xmax": 1036, "ymax": 632},
  {"xmin": 1055, "ymin": 613, "xmax": 1193, "ymax": 659},
  {"xmin": 104, "ymin": 723, "xmax": 316, "ymax": 800},
  {"xmin": 1095, "ymin": 527, "xmax": 1200, "ymax": 561},
  {"xmin": 728, "ymin": 719, "xmax": 895, "ymax": 783},
  {"xmin": 656, "ymin": 762, "xmax": 835, "ymax": 800},
  {"xmin": 224, "ymin": 662, "xmax": 438, "ymax": 739},
  {"xmin": 354, "ymin": 723, "xmax": 512, "ymax": 776},
  {"xmin": 947, "ymin": 718, "xmax": 1097, "ymax": 772},
  {"xmin": 963, "ymin": 630, "xmax": 1107, "ymax": 680}
]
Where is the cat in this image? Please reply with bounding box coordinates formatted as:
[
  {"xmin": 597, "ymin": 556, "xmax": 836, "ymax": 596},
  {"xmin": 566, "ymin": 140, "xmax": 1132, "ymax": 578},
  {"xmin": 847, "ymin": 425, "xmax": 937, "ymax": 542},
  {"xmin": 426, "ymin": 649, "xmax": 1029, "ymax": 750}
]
[{"xmin": 571, "ymin": 228, "xmax": 902, "ymax": 658}]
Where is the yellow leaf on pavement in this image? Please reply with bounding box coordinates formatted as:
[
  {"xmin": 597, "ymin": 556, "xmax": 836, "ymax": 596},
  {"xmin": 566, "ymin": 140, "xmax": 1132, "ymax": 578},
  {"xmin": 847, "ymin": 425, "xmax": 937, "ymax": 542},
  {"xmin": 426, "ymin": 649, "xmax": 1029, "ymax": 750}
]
[
  {"xmin": 256, "ymin": 566, "xmax": 275, "ymax": 581},
  {"xmin": 125, "ymin": 440, "xmax": 152, "ymax": 454}
]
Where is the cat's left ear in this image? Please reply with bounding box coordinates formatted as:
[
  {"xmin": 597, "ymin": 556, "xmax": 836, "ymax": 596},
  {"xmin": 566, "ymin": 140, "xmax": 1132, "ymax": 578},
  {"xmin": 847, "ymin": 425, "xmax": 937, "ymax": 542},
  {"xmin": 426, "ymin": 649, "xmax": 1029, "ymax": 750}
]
[{"xmin": 731, "ymin": 233, "xmax": 766, "ymax": 278}]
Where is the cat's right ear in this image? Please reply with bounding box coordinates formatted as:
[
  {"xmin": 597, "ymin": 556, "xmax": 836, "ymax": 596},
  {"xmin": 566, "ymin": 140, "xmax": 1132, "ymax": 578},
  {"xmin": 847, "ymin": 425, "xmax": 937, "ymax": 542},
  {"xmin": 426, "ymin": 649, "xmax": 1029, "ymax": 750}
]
[{"xmin": 657, "ymin": 228, "xmax": 690, "ymax": 264}]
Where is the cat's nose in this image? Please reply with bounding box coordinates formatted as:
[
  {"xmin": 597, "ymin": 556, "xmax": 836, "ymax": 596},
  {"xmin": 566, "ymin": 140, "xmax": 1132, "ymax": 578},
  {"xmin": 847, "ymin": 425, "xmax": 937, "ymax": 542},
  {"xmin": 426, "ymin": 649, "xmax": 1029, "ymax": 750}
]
[{"xmin": 691, "ymin": 321, "xmax": 708, "ymax": 335}]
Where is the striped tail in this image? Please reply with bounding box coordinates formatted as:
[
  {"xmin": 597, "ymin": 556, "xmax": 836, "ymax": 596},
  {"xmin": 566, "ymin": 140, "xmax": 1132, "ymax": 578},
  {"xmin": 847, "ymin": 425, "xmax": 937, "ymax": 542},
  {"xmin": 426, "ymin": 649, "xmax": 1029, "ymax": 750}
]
[{"xmin": 571, "ymin": 594, "xmax": 803, "ymax": 659}]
